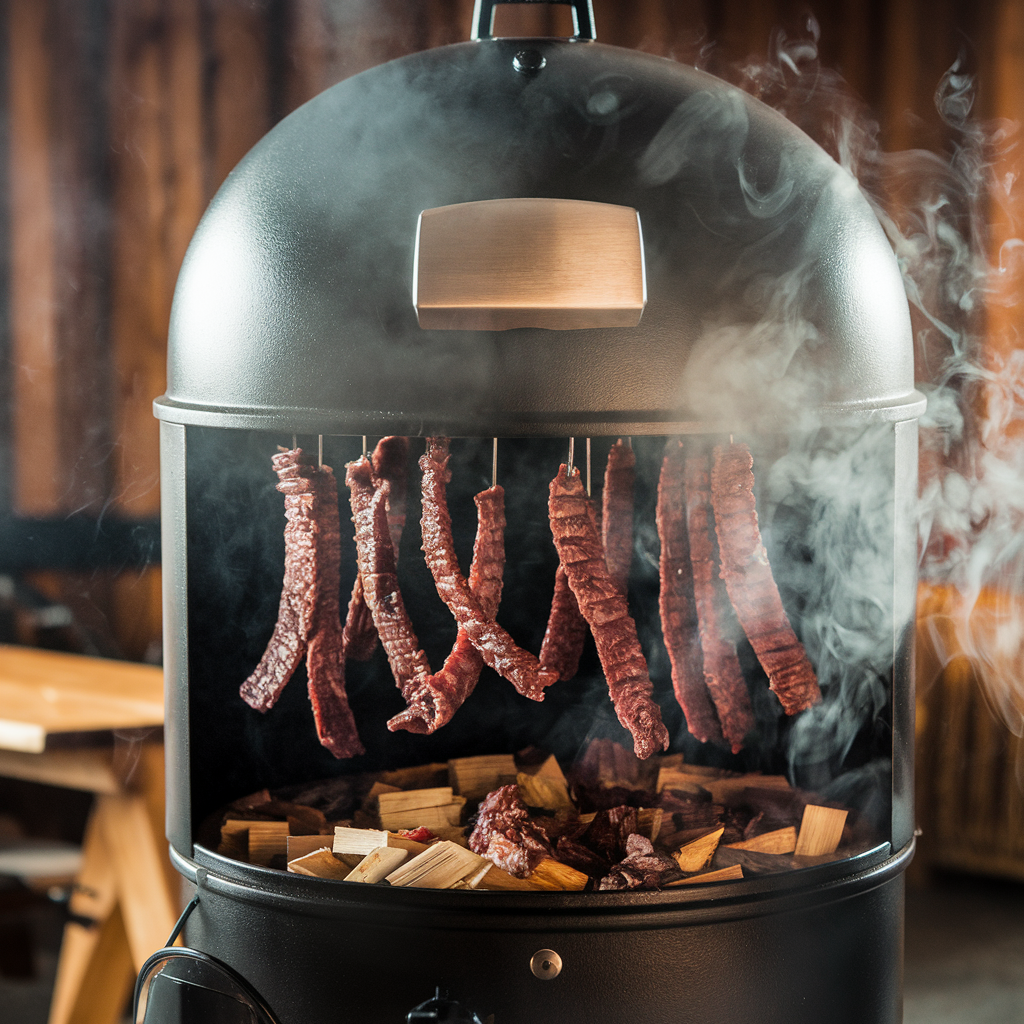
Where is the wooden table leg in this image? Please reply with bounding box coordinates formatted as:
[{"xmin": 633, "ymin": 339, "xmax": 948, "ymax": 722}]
[{"xmin": 48, "ymin": 807, "xmax": 135, "ymax": 1024}]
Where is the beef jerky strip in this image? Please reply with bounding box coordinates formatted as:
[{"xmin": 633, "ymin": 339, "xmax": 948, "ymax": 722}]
[
  {"xmin": 685, "ymin": 452, "xmax": 756, "ymax": 754},
  {"xmin": 388, "ymin": 484, "xmax": 506, "ymax": 734},
  {"xmin": 538, "ymin": 565, "xmax": 588, "ymax": 682},
  {"xmin": 657, "ymin": 441, "xmax": 723, "ymax": 745},
  {"xmin": 549, "ymin": 466, "xmax": 669, "ymax": 759},
  {"xmin": 420, "ymin": 438, "xmax": 552, "ymax": 700},
  {"xmin": 304, "ymin": 463, "xmax": 364, "ymax": 758},
  {"xmin": 711, "ymin": 442, "xmax": 821, "ymax": 714},
  {"xmin": 343, "ymin": 437, "xmax": 410, "ymax": 661},
  {"xmin": 602, "ymin": 438, "xmax": 635, "ymax": 591},
  {"xmin": 240, "ymin": 448, "xmax": 319, "ymax": 712},
  {"xmin": 346, "ymin": 456, "xmax": 450, "ymax": 732}
]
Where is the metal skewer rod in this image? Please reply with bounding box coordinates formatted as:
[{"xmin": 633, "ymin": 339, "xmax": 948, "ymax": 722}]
[
  {"xmin": 492, "ymin": 438, "xmax": 498, "ymax": 488},
  {"xmin": 567, "ymin": 437, "xmax": 575, "ymax": 477},
  {"xmin": 362, "ymin": 435, "xmax": 367, "ymax": 458},
  {"xmin": 586, "ymin": 438, "xmax": 592, "ymax": 497},
  {"xmin": 292, "ymin": 434, "xmax": 297, "ymax": 450},
  {"xmin": 318, "ymin": 435, "xmax": 323, "ymax": 467}
]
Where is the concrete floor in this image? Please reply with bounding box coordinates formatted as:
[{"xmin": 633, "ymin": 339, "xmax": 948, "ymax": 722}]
[{"xmin": 2, "ymin": 869, "xmax": 1023, "ymax": 1022}]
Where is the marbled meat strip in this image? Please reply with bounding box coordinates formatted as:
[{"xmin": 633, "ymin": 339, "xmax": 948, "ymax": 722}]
[
  {"xmin": 389, "ymin": 484, "xmax": 506, "ymax": 734},
  {"xmin": 343, "ymin": 437, "xmax": 410, "ymax": 661},
  {"xmin": 602, "ymin": 439, "xmax": 635, "ymax": 591},
  {"xmin": 657, "ymin": 441, "xmax": 723, "ymax": 745},
  {"xmin": 240, "ymin": 448, "xmax": 318, "ymax": 712},
  {"xmin": 685, "ymin": 451, "xmax": 756, "ymax": 754},
  {"xmin": 548, "ymin": 466, "xmax": 669, "ymax": 759},
  {"xmin": 303, "ymin": 463, "xmax": 364, "ymax": 758},
  {"xmin": 711, "ymin": 442, "xmax": 821, "ymax": 715},
  {"xmin": 346, "ymin": 456, "xmax": 449, "ymax": 732},
  {"xmin": 469, "ymin": 784, "xmax": 552, "ymax": 878},
  {"xmin": 420, "ymin": 438, "xmax": 552, "ymax": 700},
  {"xmin": 538, "ymin": 565, "xmax": 588, "ymax": 683}
]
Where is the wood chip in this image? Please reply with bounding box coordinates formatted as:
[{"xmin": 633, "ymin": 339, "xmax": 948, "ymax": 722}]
[
  {"xmin": 245, "ymin": 821, "xmax": 290, "ymax": 866},
  {"xmin": 705, "ymin": 776, "xmax": 791, "ymax": 805},
  {"xmin": 516, "ymin": 771, "xmax": 573, "ymax": 812},
  {"xmin": 528, "ymin": 753, "xmax": 568, "ymax": 785},
  {"xmin": 794, "ymin": 805, "xmax": 848, "ymax": 856},
  {"xmin": 287, "ymin": 848, "xmax": 351, "ymax": 880},
  {"xmin": 526, "ymin": 858, "xmax": 589, "ymax": 891},
  {"xmin": 378, "ymin": 798, "xmax": 465, "ymax": 832},
  {"xmin": 287, "ymin": 834, "xmax": 337, "ymax": 861},
  {"xmin": 386, "ymin": 834, "xmax": 432, "ymax": 855},
  {"xmin": 473, "ymin": 865, "xmax": 543, "ymax": 891},
  {"xmin": 673, "ymin": 827, "xmax": 724, "ymax": 873},
  {"xmin": 637, "ymin": 807, "xmax": 663, "ymax": 842},
  {"xmin": 346, "ymin": 847, "xmax": 409, "ymax": 883},
  {"xmin": 448, "ymin": 755, "xmax": 517, "ymax": 799},
  {"xmin": 726, "ymin": 826, "xmax": 797, "ymax": 855},
  {"xmin": 666, "ymin": 863, "xmax": 744, "ymax": 886},
  {"xmin": 385, "ymin": 841, "xmax": 486, "ymax": 889},
  {"xmin": 333, "ymin": 827, "xmax": 388, "ymax": 856},
  {"xmin": 377, "ymin": 787, "xmax": 454, "ymax": 815}
]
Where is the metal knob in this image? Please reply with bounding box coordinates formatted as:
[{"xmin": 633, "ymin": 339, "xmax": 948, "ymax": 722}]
[
  {"xmin": 530, "ymin": 949, "xmax": 562, "ymax": 980},
  {"xmin": 513, "ymin": 49, "xmax": 546, "ymax": 75}
]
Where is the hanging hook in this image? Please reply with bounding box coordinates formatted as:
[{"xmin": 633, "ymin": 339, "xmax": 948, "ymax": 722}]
[
  {"xmin": 292, "ymin": 434, "xmax": 297, "ymax": 451},
  {"xmin": 492, "ymin": 438, "xmax": 498, "ymax": 489},
  {"xmin": 585, "ymin": 438, "xmax": 592, "ymax": 497},
  {"xmin": 362, "ymin": 435, "xmax": 367, "ymax": 458},
  {"xmin": 567, "ymin": 437, "xmax": 575, "ymax": 478},
  {"xmin": 318, "ymin": 435, "xmax": 323, "ymax": 467}
]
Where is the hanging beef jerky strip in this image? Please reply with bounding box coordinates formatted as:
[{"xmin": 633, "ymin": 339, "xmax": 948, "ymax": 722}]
[
  {"xmin": 240, "ymin": 449, "xmax": 362, "ymax": 757},
  {"xmin": 420, "ymin": 438, "xmax": 551, "ymax": 700},
  {"xmin": 711, "ymin": 442, "xmax": 821, "ymax": 715},
  {"xmin": 538, "ymin": 566, "xmax": 588, "ymax": 683},
  {"xmin": 346, "ymin": 456, "xmax": 449, "ymax": 732},
  {"xmin": 304, "ymin": 463, "xmax": 364, "ymax": 758},
  {"xmin": 240, "ymin": 448, "xmax": 318, "ymax": 712},
  {"xmin": 657, "ymin": 441, "xmax": 723, "ymax": 745},
  {"xmin": 549, "ymin": 466, "xmax": 669, "ymax": 759},
  {"xmin": 684, "ymin": 452, "xmax": 756, "ymax": 754},
  {"xmin": 602, "ymin": 439, "xmax": 636, "ymax": 591},
  {"xmin": 343, "ymin": 437, "xmax": 410, "ymax": 661},
  {"xmin": 389, "ymin": 484, "xmax": 506, "ymax": 734}
]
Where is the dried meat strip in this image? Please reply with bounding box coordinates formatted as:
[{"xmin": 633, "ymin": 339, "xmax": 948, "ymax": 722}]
[
  {"xmin": 240, "ymin": 448, "xmax": 318, "ymax": 712},
  {"xmin": 538, "ymin": 566, "xmax": 588, "ymax": 683},
  {"xmin": 685, "ymin": 451, "xmax": 756, "ymax": 754},
  {"xmin": 346, "ymin": 456, "xmax": 449, "ymax": 732},
  {"xmin": 602, "ymin": 439, "xmax": 635, "ymax": 591},
  {"xmin": 304, "ymin": 464, "xmax": 364, "ymax": 758},
  {"xmin": 711, "ymin": 442, "xmax": 821, "ymax": 715},
  {"xmin": 420, "ymin": 438, "xmax": 552, "ymax": 701},
  {"xmin": 548, "ymin": 466, "xmax": 669, "ymax": 759},
  {"xmin": 657, "ymin": 441, "xmax": 723, "ymax": 745},
  {"xmin": 240, "ymin": 449, "xmax": 363, "ymax": 758},
  {"xmin": 343, "ymin": 437, "xmax": 410, "ymax": 661},
  {"xmin": 388, "ymin": 484, "xmax": 506, "ymax": 734}
]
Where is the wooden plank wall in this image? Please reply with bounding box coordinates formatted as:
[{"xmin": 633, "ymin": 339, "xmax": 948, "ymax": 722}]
[{"xmin": 0, "ymin": 0, "xmax": 1005, "ymax": 662}]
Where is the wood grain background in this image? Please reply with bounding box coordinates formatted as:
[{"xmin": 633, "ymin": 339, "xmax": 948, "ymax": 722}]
[{"xmin": 0, "ymin": 0, "xmax": 1013, "ymax": 662}]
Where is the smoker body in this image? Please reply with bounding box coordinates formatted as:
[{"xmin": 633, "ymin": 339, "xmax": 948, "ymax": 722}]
[{"xmin": 155, "ymin": 23, "xmax": 922, "ymax": 1024}]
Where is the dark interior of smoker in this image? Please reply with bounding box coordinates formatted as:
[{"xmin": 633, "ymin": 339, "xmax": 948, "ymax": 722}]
[{"xmin": 186, "ymin": 426, "xmax": 894, "ymax": 849}]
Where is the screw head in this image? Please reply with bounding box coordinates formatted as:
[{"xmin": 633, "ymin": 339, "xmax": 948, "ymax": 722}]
[
  {"xmin": 530, "ymin": 949, "xmax": 562, "ymax": 980},
  {"xmin": 513, "ymin": 49, "xmax": 547, "ymax": 76}
]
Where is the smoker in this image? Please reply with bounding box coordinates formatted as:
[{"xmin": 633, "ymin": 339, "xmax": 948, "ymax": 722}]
[{"xmin": 144, "ymin": 3, "xmax": 922, "ymax": 1022}]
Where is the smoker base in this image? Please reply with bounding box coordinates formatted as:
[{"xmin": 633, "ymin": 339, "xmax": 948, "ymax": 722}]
[{"xmin": 171, "ymin": 840, "xmax": 911, "ymax": 1024}]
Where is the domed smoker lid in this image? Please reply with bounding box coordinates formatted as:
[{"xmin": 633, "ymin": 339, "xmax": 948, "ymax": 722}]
[{"xmin": 156, "ymin": 39, "xmax": 922, "ymax": 435}]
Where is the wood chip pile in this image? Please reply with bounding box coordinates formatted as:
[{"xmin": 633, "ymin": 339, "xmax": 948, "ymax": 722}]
[{"xmin": 213, "ymin": 740, "xmax": 880, "ymax": 892}]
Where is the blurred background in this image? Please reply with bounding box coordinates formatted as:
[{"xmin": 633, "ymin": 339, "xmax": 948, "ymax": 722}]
[{"xmin": 0, "ymin": 1, "xmax": 1021, "ymax": 1022}]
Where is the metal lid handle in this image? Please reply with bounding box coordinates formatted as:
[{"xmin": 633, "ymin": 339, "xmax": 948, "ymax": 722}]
[{"xmin": 470, "ymin": 0, "xmax": 596, "ymax": 41}]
